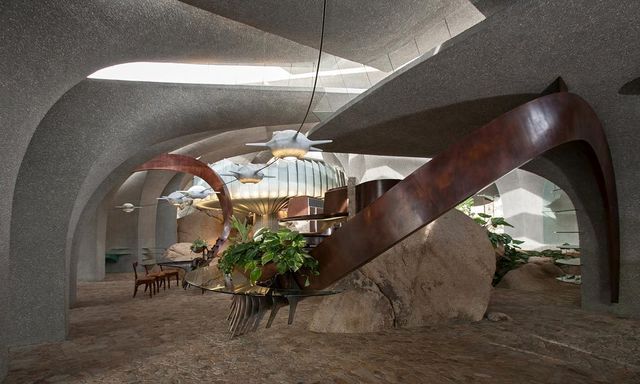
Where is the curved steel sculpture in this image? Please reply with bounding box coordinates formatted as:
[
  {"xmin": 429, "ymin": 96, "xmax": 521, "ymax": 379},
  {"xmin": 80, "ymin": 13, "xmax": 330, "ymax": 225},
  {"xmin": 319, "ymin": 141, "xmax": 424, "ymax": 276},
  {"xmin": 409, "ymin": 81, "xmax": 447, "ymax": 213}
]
[
  {"xmin": 305, "ymin": 92, "xmax": 620, "ymax": 303},
  {"xmin": 135, "ymin": 153, "xmax": 233, "ymax": 243}
]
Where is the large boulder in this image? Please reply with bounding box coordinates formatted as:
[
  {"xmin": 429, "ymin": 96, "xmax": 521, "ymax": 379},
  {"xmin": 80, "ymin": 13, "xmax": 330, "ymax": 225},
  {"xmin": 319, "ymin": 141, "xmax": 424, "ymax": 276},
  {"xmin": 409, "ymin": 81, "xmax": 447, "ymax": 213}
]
[
  {"xmin": 309, "ymin": 209, "xmax": 496, "ymax": 333},
  {"xmin": 497, "ymin": 262, "xmax": 565, "ymax": 291},
  {"xmin": 163, "ymin": 242, "xmax": 197, "ymax": 261},
  {"xmin": 308, "ymin": 271, "xmax": 395, "ymax": 333},
  {"xmin": 177, "ymin": 210, "xmax": 222, "ymax": 246}
]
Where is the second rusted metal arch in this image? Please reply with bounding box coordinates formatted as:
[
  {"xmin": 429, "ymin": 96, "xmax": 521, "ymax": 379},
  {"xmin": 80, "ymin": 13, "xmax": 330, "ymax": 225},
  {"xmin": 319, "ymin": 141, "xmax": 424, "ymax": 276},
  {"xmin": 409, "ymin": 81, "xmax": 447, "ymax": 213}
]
[
  {"xmin": 135, "ymin": 153, "xmax": 233, "ymax": 243},
  {"xmin": 305, "ymin": 92, "xmax": 620, "ymax": 303}
]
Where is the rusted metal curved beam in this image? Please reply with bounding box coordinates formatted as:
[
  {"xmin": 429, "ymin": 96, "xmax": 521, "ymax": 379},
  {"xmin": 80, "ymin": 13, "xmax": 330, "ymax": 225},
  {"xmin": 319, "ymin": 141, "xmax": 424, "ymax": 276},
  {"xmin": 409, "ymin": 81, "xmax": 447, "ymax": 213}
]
[
  {"xmin": 306, "ymin": 92, "xmax": 620, "ymax": 303},
  {"xmin": 135, "ymin": 153, "xmax": 233, "ymax": 242}
]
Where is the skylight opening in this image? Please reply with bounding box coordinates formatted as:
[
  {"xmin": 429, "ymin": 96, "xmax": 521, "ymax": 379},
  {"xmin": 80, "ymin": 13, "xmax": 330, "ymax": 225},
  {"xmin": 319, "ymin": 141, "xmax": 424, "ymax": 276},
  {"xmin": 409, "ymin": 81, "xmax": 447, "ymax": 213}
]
[{"xmin": 88, "ymin": 62, "xmax": 379, "ymax": 90}]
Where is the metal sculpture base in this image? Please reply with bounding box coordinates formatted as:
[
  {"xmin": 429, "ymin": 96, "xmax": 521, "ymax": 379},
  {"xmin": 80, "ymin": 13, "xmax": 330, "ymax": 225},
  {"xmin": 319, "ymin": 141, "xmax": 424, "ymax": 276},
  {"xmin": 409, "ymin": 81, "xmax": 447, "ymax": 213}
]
[
  {"xmin": 227, "ymin": 293, "xmax": 294, "ymax": 338},
  {"xmin": 184, "ymin": 266, "xmax": 340, "ymax": 338}
]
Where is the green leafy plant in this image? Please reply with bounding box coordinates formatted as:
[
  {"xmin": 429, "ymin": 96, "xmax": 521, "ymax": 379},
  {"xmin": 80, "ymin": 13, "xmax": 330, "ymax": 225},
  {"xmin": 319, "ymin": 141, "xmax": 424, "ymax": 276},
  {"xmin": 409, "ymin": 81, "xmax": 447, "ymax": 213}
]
[
  {"xmin": 255, "ymin": 227, "xmax": 319, "ymax": 286},
  {"xmin": 218, "ymin": 216, "xmax": 319, "ymax": 286},
  {"xmin": 191, "ymin": 237, "xmax": 208, "ymax": 252},
  {"xmin": 524, "ymin": 248, "xmax": 565, "ymax": 260},
  {"xmin": 455, "ymin": 197, "xmax": 474, "ymax": 216},
  {"xmin": 472, "ymin": 213, "xmax": 527, "ymax": 285},
  {"xmin": 217, "ymin": 216, "xmax": 259, "ymax": 275},
  {"xmin": 461, "ymin": 202, "xmax": 575, "ymax": 285}
]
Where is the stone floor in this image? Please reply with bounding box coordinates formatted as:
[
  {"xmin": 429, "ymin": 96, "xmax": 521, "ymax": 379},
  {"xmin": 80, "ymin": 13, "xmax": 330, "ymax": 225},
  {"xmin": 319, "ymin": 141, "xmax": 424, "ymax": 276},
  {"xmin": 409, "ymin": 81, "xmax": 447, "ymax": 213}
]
[{"xmin": 5, "ymin": 274, "xmax": 640, "ymax": 383}]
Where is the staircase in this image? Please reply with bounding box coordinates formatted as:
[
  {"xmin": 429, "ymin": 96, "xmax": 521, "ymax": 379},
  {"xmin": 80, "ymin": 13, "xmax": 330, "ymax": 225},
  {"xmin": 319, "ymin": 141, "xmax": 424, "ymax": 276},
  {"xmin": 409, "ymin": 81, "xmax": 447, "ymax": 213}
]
[{"xmin": 301, "ymin": 92, "xmax": 620, "ymax": 303}]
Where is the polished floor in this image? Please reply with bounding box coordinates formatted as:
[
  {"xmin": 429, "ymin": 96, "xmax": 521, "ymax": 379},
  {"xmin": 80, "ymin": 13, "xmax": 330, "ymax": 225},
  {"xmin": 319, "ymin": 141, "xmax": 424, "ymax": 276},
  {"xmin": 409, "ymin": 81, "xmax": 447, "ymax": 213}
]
[{"xmin": 5, "ymin": 274, "xmax": 640, "ymax": 383}]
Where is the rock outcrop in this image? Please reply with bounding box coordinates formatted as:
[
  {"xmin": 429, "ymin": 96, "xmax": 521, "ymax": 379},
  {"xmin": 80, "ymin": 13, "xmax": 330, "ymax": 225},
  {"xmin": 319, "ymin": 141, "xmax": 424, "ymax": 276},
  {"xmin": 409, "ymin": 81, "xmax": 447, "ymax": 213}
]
[
  {"xmin": 497, "ymin": 262, "xmax": 565, "ymax": 292},
  {"xmin": 163, "ymin": 242, "xmax": 197, "ymax": 261},
  {"xmin": 309, "ymin": 210, "xmax": 496, "ymax": 333},
  {"xmin": 177, "ymin": 210, "xmax": 222, "ymax": 245}
]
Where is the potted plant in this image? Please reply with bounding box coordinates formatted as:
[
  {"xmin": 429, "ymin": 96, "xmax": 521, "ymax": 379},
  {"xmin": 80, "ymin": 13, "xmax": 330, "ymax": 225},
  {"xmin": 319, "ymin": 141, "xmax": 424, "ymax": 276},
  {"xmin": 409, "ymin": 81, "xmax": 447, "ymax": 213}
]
[
  {"xmin": 218, "ymin": 216, "xmax": 319, "ymax": 286},
  {"xmin": 190, "ymin": 237, "xmax": 208, "ymax": 253}
]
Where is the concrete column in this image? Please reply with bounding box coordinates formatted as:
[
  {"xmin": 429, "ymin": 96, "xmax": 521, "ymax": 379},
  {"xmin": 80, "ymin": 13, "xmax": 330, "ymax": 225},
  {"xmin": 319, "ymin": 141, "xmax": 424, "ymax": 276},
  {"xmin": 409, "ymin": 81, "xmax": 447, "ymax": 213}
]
[
  {"xmin": 137, "ymin": 171, "xmax": 176, "ymax": 257},
  {"xmin": 0, "ymin": 240, "xmax": 7, "ymax": 384},
  {"xmin": 105, "ymin": 172, "xmax": 147, "ymax": 272},
  {"xmin": 156, "ymin": 174, "xmax": 187, "ymax": 250},
  {"xmin": 75, "ymin": 192, "xmax": 111, "ymax": 282}
]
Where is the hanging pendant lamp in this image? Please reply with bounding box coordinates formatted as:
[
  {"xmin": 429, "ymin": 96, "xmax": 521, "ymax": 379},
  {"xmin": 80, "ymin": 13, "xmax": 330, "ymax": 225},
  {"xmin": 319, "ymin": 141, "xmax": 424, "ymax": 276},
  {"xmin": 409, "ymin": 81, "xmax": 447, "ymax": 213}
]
[
  {"xmin": 221, "ymin": 164, "xmax": 276, "ymax": 184},
  {"xmin": 244, "ymin": 0, "xmax": 330, "ymax": 161},
  {"xmin": 175, "ymin": 185, "xmax": 216, "ymax": 199},
  {"xmin": 246, "ymin": 130, "xmax": 332, "ymax": 160},
  {"xmin": 114, "ymin": 202, "xmax": 141, "ymax": 213},
  {"xmin": 157, "ymin": 191, "xmax": 193, "ymax": 208}
]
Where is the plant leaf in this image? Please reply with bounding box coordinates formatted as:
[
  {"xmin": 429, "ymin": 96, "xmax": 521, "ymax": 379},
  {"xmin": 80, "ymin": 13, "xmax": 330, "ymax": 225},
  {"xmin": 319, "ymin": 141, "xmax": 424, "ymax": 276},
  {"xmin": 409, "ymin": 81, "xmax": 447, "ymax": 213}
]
[{"xmin": 250, "ymin": 267, "xmax": 262, "ymax": 284}]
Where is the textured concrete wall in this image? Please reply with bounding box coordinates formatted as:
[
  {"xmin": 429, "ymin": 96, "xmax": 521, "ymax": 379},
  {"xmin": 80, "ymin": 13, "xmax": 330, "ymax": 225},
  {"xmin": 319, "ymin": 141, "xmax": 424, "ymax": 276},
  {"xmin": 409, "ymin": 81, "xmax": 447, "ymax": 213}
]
[
  {"xmin": 156, "ymin": 174, "xmax": 189, "ymax": 250},
  {"xmin": 0, "ymin": 1, "xmax": 639, "ymax": 377},
  {"xmin": 76, "ymin": 190, "xmax": 112, "ymax": 283},
  {"xmin": 0, "ymin": 0, "xmax": 317, "ymax": 372},
  {"xmin": 522, "ymin": 147, "xmax": 614, "ymax": 313},
  {"xmin": 9, "ymin": 79, "xmax": 312, "ymax": 347},
  {"xmin": 106, "ymin": 172, "xmax": 147, "ymax": 272},
  {"xmin": 138, "ymin": 172, "xmax": 178, "ymax": 254}
]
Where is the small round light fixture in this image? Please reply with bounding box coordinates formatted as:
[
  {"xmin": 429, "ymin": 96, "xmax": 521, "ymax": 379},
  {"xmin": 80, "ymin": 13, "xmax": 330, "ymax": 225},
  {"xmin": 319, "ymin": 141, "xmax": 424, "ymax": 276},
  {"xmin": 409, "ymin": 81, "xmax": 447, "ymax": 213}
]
[
  {"xmin": 222, "ymin": 164, "xmax": 276, "ymax": 184},
  {"xmin": 246, "ymin": 130, "xmax": 332, "ymax": 160},
  {"xmin": 115, "ymin": 202, "xmax": 140, "ymax": 213}
]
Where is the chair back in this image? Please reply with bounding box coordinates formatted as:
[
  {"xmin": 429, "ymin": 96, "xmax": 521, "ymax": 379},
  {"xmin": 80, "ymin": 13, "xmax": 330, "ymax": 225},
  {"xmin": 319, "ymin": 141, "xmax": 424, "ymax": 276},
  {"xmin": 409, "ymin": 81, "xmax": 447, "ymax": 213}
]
[
  {"xmin": 132, "ymin": 261, "xmax": 139, "ymax": 280},
  {"xmin": 143, "ymin": 263, "xmax": 158, "ymax": 274}
]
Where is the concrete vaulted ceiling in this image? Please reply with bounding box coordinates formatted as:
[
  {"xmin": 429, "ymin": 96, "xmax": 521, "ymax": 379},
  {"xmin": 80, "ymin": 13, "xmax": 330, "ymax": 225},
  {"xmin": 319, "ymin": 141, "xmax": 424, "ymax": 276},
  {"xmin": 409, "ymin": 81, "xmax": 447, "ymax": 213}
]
[
  {"xmin": 309, "ymin": 1, "xmax": 640, "ymax": 160},
  {"xmin": 0, "ymin": 0, "xmax": 335, "ymax": 352},
  {"xmin": 180, "ymin": 0, "xmax": 486, "ymax": 69},
  {"xmin": 9, "ymin": 76, "xmax": 335, "ymax": 344},
  {"xmin": 1, "ymin": 0, "xmax": 640, "ymax": 379}
]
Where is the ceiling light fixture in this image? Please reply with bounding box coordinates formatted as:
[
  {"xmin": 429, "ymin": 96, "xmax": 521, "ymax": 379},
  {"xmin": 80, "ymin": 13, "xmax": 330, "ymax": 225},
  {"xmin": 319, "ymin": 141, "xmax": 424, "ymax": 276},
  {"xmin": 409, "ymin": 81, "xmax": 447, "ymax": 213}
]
[
  {"xmin": 245, "ymin": 0, "xmax": 331, "ymax": 160},
  {"xmin": 221, "ymin": 164, "xmax": 276, "ymax": 184},
  {"xmin": 157, "ymin": 191, "xmax": 193, "ymax": 208},
  {"xmin": 246, "ymin": 130, "xmax": 332, "ymax": 160},
  {"xmin": 115, "ymin": 202, "xmax": 142, "ymax": 213},
  {"xmin": 176, "ymin": 185, "xmax": 216, "ymax": 199}
]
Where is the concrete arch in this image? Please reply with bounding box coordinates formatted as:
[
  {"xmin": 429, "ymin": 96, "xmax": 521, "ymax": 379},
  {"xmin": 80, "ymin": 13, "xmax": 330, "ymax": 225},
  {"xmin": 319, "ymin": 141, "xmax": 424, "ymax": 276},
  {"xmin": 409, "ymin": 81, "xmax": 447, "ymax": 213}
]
[
  {"xmin": 493, "ymin": 168, "xmax": 579, "ymax": 250},
  {"xmin": 521, "ymin": 151, "xmax": 613, "ymax": 313},
  {"xmin": 156, "ymin": 173, "xmax": 191, "ymax": 251},
  {"xmin": 9, "ymin": 78, "xmax": 317, "ymax": 346},
  {"xmin": 0, "ymin": 0, "xmax": 319, "ymax": 369}
]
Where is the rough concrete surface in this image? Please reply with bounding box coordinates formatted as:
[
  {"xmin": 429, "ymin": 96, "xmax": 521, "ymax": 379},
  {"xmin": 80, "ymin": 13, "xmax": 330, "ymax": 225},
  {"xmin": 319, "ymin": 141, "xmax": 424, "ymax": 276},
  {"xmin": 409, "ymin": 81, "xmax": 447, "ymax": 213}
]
[{"xmin": 5, "ymin": 274, "xmax": 640, "ymax": 383}]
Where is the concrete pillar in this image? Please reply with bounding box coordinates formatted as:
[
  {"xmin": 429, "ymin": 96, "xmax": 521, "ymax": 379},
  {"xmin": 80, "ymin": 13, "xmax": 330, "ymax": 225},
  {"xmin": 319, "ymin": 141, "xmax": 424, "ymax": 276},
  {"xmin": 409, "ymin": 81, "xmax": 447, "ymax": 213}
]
[
  {"xmin": 75, "ymin": 192, "xmax": 111, "ymax": 282},
  {"xmin": 105, "ymin": 172, "xmax": 146, "ymax": 272},
  {"xmin": 137, "ymin": 171, "xmax": 176, "ymax": 257},
  {"xmin": 156, "ymin": 174, "xmax": 187, "ymax": 250}
]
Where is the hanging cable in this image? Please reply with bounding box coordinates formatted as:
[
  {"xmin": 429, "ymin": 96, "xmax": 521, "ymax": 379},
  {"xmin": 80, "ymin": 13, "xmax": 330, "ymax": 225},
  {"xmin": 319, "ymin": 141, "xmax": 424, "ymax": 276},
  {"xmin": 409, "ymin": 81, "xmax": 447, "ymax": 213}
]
[
  {"xmin": 254, "ymin": 157, "xmax": 278, "ymax": 173},
  {"xmin": 295, "ymin": 0, "xmax": 328, "ymax": 137}
]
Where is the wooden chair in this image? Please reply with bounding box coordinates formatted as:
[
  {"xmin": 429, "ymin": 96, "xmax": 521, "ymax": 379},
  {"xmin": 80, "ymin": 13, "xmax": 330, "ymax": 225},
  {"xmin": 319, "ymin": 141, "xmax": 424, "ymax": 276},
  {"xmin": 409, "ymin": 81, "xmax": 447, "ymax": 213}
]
[
  {"xmin": 143, "ymin": 263, "xmax": 168, "ymax": 291},
  {"xmin": 133, "ymin": 262, "xmax": 156, "ymax": 298},
  {"xmin": 159, "ymin": 265, "xmax": 180, "ymax": 288}
]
